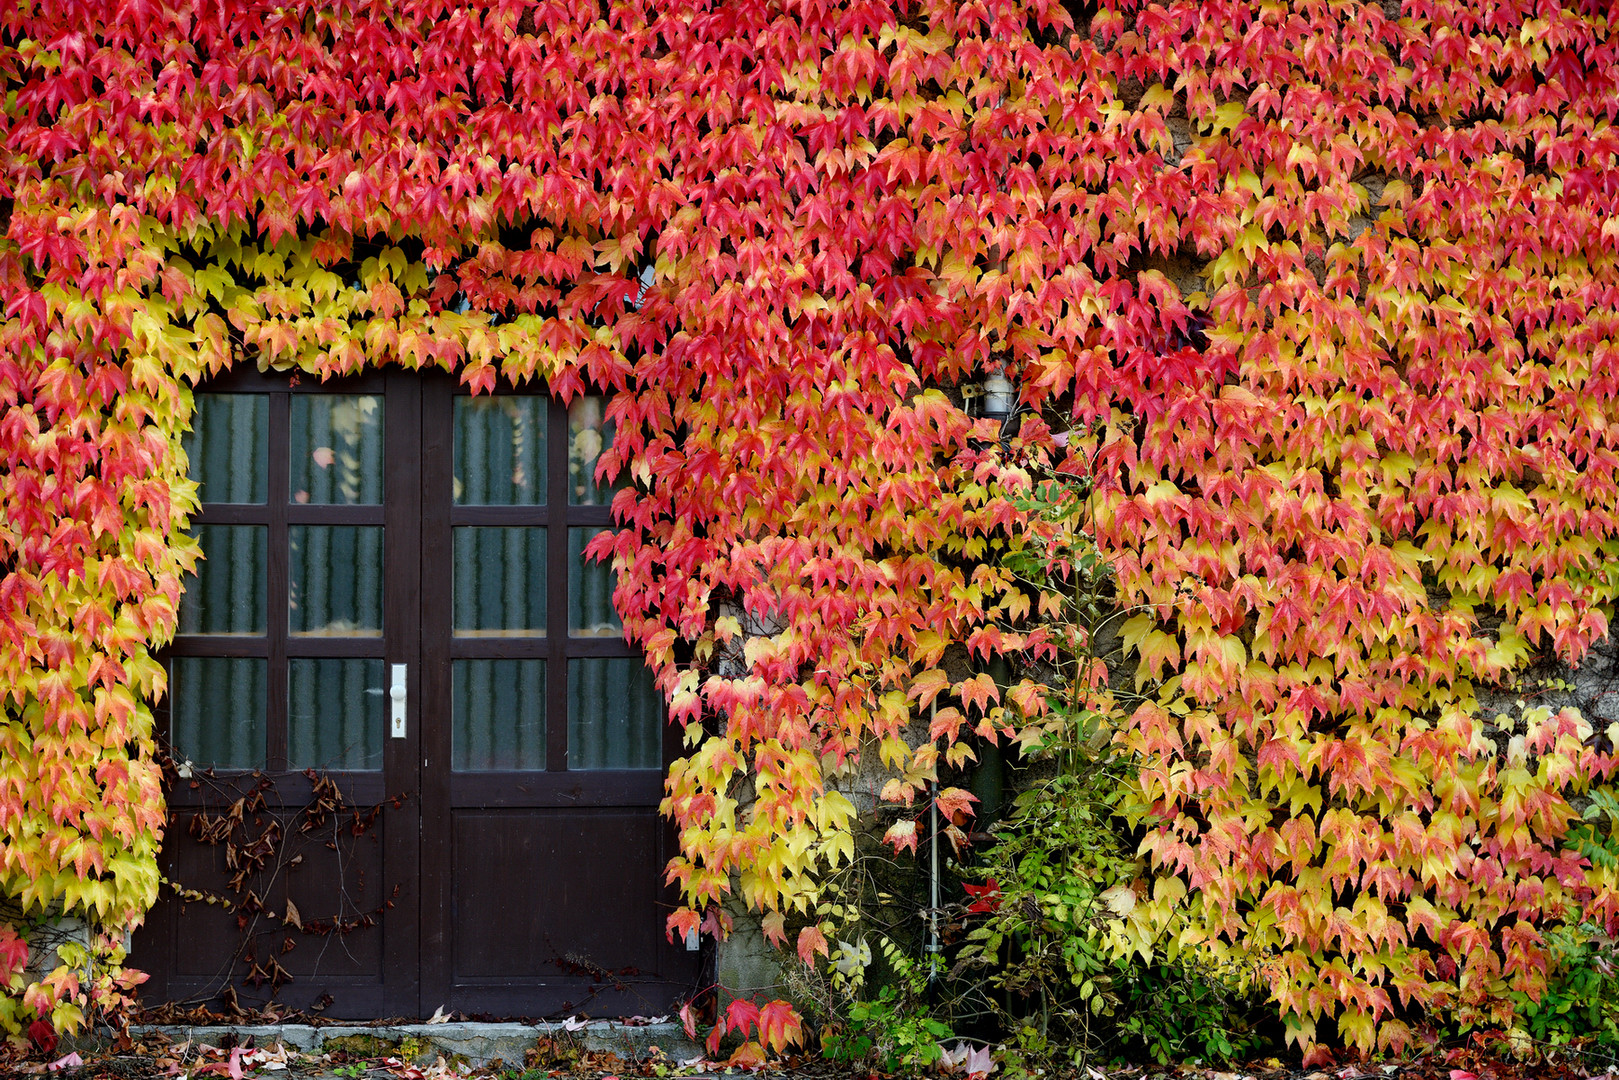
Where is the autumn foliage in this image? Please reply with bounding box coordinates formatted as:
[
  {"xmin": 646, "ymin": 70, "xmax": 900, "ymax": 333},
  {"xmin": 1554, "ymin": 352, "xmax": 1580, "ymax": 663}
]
[{"xmin": 2, "ymin": 0, "xmax": 1618, "ymax": 1056}]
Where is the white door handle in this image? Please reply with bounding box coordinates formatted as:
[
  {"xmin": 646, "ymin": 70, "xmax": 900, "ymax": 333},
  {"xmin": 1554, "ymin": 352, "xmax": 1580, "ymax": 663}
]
[{"xmin": 390, "ymin": 663, "xmax": 407, "ymax": 738}]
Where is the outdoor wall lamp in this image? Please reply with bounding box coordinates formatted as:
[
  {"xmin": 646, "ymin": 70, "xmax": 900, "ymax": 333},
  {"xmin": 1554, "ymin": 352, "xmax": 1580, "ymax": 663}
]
[{"xmin": 978, "ymin": 372, "xmax": 1018, "ymax": 420}]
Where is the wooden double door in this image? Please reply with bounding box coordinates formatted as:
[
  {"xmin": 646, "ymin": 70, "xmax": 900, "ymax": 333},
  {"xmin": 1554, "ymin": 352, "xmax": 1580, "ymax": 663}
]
[{"xmin": 134, "ymin": 370, "xmax": 699, "ymax": 1018}]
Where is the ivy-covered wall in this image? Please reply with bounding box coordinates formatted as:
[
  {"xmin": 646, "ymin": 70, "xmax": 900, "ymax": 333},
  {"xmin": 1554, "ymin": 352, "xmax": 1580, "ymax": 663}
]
[{"xmin": 2, "ymin": 0, "xmax": 1618, "ymax": 1056}]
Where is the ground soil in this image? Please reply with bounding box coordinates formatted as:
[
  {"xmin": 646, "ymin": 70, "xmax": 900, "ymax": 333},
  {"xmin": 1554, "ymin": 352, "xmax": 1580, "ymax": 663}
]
[
  {"xmin": 6, "ymin": 1042, "xmax": 1619, "ymax": 1080},
  {"xmin": 5, "ymin": 1014, "xmax": 1618, "ymax": 1080}
]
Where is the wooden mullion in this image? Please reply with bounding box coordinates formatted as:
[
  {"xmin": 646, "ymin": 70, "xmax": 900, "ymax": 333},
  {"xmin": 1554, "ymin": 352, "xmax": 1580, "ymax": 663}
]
[
  {"xmin": 447, "ymin": 771, "xmax": 664, "ymax": 807},
  {"xmin": 562, "ymin": 504, "xmax": 613, "ymax": 527},
  {"xmin": 285, "ymin": 504, "xmax": 386, "ymax": 526},
  {"xmin": 193, "ymin": 505, "xmax": 272, "ymax": 526},
  {"xmin": 267, "ymin": 392, "xmax": 290, "ymax": 772},
  {"xmin": 546, "ymin": 397, "xmax": 569, "ymax": 772},
  {"xmin": 447, "ymin": 505, "xmax": 550, "ymax": 527},
  {"xmin": 447, "ymin": 636, "xmax": 552, "ymax": 660},
  {"xmin": 169, "ymin": 635, "xmax": 270, "ymax": 658},
  {"xmin": 286, "ymin": 371, "xmax": 386, "ymax": 394},
  {"xmin": 165, "ymin": 770, "xmax": 390, "ymax": 809},
  {"xmin": 203, "ymin": 368, "xmax": 386, "ymax": 395},
  {"xmin": 281, "ymin": 637, "xmax": 388, "ymax": 659},
  {"xmin": 558, "ymin": 636, "xmax": 639, "ymax": 659}
]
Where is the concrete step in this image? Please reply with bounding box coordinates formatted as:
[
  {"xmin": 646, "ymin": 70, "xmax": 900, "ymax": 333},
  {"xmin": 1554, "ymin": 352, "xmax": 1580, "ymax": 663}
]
[{"xmin": 129, "ymin": 1019, "xmax": 704, "ymax": 1069}]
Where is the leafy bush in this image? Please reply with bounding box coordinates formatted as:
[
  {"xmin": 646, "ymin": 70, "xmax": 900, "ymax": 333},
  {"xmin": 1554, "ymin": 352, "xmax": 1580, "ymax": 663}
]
[
  {"xmin": 1510, "ymin": 788, "xmax": 1619, "ymax": 1049},
  {"xmin": 1512, "ymin": 922, "xmax": 1619, "ymax": 1048},
  {"xmin": 1113, "ymin": 960, "xmax": 1272, "ymax": 1064},
  {"xmin": 787, "ymin": 884, "xmax": 956, "ymax": 1073},
  {"xmin": 951, "ymin": 755, "xmax": 1275, "ymax": 1069},
  {"xmin": 821, "ymin": 979, "xmax": 955, "ymax": 1073}
]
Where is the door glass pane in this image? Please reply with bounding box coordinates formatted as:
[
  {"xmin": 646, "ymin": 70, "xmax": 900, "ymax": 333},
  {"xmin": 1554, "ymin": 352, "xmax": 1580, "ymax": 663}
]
[
  {"xmin": 453, "ymin": 527, "xmax": 547, "ymax": 634},
  {"xmin": 289, "ymin": 525, "xmax": 383, "ymax": 636},
  {"xmin": 289, "ymin": 659, "xmax": 385, "ymax": 770},
  {"xmin": 290, "ymin": 394, "xmax": 384, "ymax": 505},
  {"xmin": 452, "ymin": 659, "xmax": 546, "ymax": 770},
  {"xmin": 185, "ymin": 394, "xmax": 268, "ymax": 503},
  {"xmin": 454, "ymin": 397, "xmax": 546, "ymax": 505},
  {"xmin": 568, "ymin": 396, "xmax": 624, "ymax": 505},
  {"xmin": 179, "ymin": 525, "xmax": 267, "ymax": 634},
  {"xmin": 568, "ymin": 658, "xmax": 660, "ymax": 770},
  {"xmin": 171, "ymin": 657, "xmax": 266, "ymax": 769},
  {"xmin": 569, "ymin": 527, "xmax": 621, "ymax": 637}
]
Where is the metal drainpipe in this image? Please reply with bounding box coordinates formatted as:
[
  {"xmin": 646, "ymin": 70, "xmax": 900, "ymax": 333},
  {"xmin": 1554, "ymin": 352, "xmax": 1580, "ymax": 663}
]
[{"xmin": 927, "ymin": 702, "xmax": 941, "ymax": 983}]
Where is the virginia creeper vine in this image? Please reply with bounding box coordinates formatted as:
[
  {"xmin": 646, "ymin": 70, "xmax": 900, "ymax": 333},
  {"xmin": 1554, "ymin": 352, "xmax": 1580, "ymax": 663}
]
[{"xmin": 0, "ymin": 0, "xmax": 1617, "ymax": 1056}]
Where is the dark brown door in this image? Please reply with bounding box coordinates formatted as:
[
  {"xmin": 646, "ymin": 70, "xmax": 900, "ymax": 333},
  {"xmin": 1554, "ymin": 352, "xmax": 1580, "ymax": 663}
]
[
  {"xmin": 415, "ymin": 374, "xmax": 698, "ymax": 1016},
  {"xmin": 135, "ymin": 371, "xmax": 699, "ymax": 1018}
]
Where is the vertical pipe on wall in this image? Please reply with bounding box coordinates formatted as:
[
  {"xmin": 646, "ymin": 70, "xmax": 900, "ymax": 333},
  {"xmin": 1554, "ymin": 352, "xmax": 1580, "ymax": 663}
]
[{"xmin": 928, "ymin": 701, "xmax": 941, "ymax": 982}]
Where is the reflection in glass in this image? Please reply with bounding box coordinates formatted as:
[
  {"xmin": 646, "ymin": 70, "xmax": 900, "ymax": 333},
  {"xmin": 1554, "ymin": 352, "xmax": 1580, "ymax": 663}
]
[
  {"xmin": 171, "ymin": 657, "xmax": 266, "ymax": 769},
  {"xmin": 569, "ymin": 527, "xmax": 621, "ymax": 637},
  {"xmin": 568, "ymin": 396, "xmax": 623, "ymax": 505},
  {"xmin": 289, "ymin": 526, "xmax": 383, "ymax": 635},
  {"xmin": 289, "ymin": 659, "xmax": 385, "ymax": 770},
  {"xmin": 453, "ymin": 527, "xmax": 546, "ymax": 634},
  {"xmin": 180, "ymin": 525, "xmax": 267, "ymax": 634},
  {"xmin": 454, "ymin": 397, "xmax": 546, "ymax": 505},
  {"xmin": 568, "ymin": 658, "xmax": 660, "ymax": 770},
  {"xmin": 185, "ymin": 394, "xmax": 268, "ymax": 504},
  {"xmin": 289, "ymin": 395, "xmax": 384, "ymax": 505},
  {"xmin": 453, "ymin": 659, "xmax": 546, "ymax": 770}
]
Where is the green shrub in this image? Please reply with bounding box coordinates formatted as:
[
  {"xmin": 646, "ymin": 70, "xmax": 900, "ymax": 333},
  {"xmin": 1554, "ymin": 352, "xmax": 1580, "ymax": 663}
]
[
  {"xmin": 800, "ymin": 926, "xmax": 955, "ymax": 1073},
  {"xmin": 1512, "ymin": 922, "xmax": 1619, "ymax": 1047},
  {"xmin": 951, "ymin": 745, "xmax": 1275, "ymax": 1069}
]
